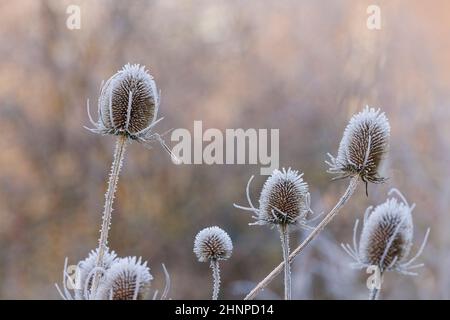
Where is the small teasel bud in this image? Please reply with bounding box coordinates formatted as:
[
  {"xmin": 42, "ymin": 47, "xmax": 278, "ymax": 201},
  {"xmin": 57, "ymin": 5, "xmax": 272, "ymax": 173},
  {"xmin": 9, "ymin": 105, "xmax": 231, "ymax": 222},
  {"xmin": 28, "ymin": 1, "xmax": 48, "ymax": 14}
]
[
  {"xmin": 342, "ymin": 188, "xmax": 430, "ymax": 275},
  {"xmin": 194, "ymin": 226, "xmax": 233, "ymax": 262},
  {"xmin": 194, "ymin": 226, "xmax": 233, "ymax": 300},
  {"xmin": 326, "ymin": 106, "xmax": 390, "ymax": 195},
  {"xmin": 96, "ymin": 256, "xmax": 153, "ymax": 300}
]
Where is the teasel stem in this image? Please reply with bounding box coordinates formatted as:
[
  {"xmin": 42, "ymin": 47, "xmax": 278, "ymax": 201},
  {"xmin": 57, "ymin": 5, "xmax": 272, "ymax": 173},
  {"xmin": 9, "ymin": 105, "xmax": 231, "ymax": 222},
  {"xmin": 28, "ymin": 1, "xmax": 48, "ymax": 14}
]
[
  {"xmin": 245, "ymin": 175, "xmax": 359, "ymax": 300},
  {"xmin": 279, "ymin": 224, "xmax": 291, "ymax": 300},
  {"xmin": 90, "ymin": 135, "xmax": 127, "ymax": 298},
  {"xmin": 369, "ymin": 287, "xmax": 379, "ymax": 300},
  {"xmin": 369, "ymin": 272, "xmax": 383, "ymax": 300},
  {"xmin": 210, "ymin": 259, "xmax": 221, "ymax": 300}
]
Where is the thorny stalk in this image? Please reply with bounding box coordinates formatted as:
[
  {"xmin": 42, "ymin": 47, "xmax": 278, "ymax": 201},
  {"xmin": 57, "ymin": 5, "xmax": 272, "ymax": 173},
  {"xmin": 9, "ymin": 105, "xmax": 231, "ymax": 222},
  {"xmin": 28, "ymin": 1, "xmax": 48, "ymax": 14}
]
[
  {"xmin": 244, "ymin": 176, "xmax": 359, "ymax": 300},
  {"xmin": 90, "ymin": 135, "xmax": 127, "ymax": 298},
  {"xmin": 211, "ymin": 259, "xmax": 221, "ymax": 300},
  {"xmin": 279, "ymin": 224, "xmax": 291, "ymax": 300}
]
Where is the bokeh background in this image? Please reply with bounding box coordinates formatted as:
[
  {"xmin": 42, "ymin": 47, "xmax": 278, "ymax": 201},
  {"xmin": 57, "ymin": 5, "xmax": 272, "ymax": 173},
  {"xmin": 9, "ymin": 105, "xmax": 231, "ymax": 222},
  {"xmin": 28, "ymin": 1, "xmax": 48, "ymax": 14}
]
[{"xmin": 0, "ymin": 0, "xmax": 449, "ymax": 299}]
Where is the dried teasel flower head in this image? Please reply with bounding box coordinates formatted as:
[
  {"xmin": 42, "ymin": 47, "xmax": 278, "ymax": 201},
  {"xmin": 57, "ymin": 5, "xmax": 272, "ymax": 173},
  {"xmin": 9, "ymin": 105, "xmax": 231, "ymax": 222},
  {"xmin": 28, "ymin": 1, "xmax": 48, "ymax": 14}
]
[
  {"xmin": 326, "ymin": 106, "xmax": 390, "ymax": 195},
  {"xmin": 88, "ymin": 63, "xmax": 159, "ymax": 138},
  {"xmin": 55, "ymin": 248, "xmax": 118, "ymax": 300},
  {"xmin": 234, "ymin": 168, "xmax": 313, "ymax": 228},
  {"xmin": 194, "ymin": 226, "xmax": 233, "ymax": 262},
  {"xmin": 259, "ymin": 168, "xmax": 310, "ymax": 225},
  {"xmin": 341, "ymin": 189, "xmax": 430, "ymax": 275},
  {"xmin": 85, "ymin": 64, "xmax": 179, "ymax": 162},
  {"xmin": 96, "ymin": 256, "xmax": 153, "ymax": 300}
]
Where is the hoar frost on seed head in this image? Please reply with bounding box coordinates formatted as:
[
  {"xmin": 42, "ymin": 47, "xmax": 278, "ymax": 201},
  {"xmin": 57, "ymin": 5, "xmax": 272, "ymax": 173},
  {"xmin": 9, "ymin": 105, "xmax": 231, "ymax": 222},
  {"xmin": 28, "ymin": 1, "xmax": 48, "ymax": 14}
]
[
  {"xmin": 55, "ymin": 250, "xmax": 168, "ymax": 300},
  {"xmin": 193, "ymin": 226, "xmax": 233, "ymax": 262},
  {"xmin": 85, "ymin": 63, "xmax": 180, "ymax": 163},
  {"xmin": 96, "ymin": 256, "xmax": 153, "ymax": 300},
  {"xmin": 234, "ymin": 168, "xmax": 315, "ymax": 228},
  {"xmin": 55, "ymin": 248, "xmax": 118, "ymax": 300},
  {"xmin": 341, "ymin": 188, "xmax": 430, "ymax": 276},
  {"xmin": 88, "ymin": 63, "xmax": 159, "ymax": 138},
  {"xmin": 326, "ymin": 106, "xmax": 390, "ymax": 194}
]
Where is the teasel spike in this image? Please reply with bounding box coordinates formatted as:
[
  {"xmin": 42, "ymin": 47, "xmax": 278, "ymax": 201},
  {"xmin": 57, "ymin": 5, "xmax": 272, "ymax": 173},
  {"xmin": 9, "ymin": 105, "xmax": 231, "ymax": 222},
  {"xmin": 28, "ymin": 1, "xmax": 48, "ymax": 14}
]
[
  {"xmin": 194, "ymin": 226, "xmax": 233, "ymax": 300},
  {"xmin": 234, "ymin": 168, "xmax": 313, "ymax": 299},
  {"xmin": 326, "ymin": 106, "xmax": 390, "ymax": 196},
  {"xmin": 96, "ymin": 256, "xmax": 153, "ymax": 300},
  {"xmin": 341, "ymin": 188, "xmax": 430, "ymax": 299}
]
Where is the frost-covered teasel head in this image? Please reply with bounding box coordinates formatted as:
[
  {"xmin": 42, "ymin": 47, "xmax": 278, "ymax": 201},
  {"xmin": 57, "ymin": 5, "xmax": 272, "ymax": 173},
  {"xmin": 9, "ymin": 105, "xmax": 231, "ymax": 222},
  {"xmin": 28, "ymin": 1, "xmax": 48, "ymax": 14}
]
[
  {"xmin": 259, "ymin": 168, "xmax": 310, "ymax": 225},
  {"xmin": 326, "ymin": 106, "xmax": 390, "ymax": 194},
  {"xmin": 55, "ymin": 248, "xmax": 118, "ymax": 300},
  {"xmin": 87, "ymin": 63, "xmax": 159, "ymax": 138},
  {"xmin": 194, "ymin": 226, "xmax": 232, "ymax": 300},
  {"xmin": 234, "ymin": 168, "xmax": 313, "ymax": 228},
  {"xmin": 194, "ymin": 226, "xmax": 233, "ymax": 262},
  {"xmin": 85, "ymin": 64, "xmax": 179, "ymax": 162},
  {"xmin": 96, "ymin": 256, "xmax": 153, "ymax": 300},
  {"xmin": 341, "ymin": 189, "xmax": 430, "ymax": 276}
]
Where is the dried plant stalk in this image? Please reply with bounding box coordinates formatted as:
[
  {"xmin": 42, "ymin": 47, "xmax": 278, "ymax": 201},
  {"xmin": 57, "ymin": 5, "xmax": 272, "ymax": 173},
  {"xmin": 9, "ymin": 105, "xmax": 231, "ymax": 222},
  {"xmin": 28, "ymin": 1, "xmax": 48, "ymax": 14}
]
[
  {"xmin": 211, "ymin": 259, "xmax": 221, "ymax": 300},
  {"xmin": 369, "ymin": 286, "xmax": 380, "ymax": 300},
  {"xmin": 279, "ymin": 224, "xmax": 291, "ymax": 300},
  {"xmin": 244, "ymin": 176, "xmax": 359, "ymax": 300},
  {"xmin": 90, "ymin": 135, "xmax": 127, "ymax": 297}
]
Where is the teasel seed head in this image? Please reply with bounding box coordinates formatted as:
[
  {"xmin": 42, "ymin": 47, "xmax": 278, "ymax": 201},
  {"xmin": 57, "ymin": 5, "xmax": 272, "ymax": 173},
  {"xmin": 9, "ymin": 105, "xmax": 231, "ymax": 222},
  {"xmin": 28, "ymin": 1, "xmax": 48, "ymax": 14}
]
[
  {"xmin": 74, "ymin": 248, "xmax": 118, "ymax": 300},
  {"xmin": 96, "ymin": 256, "xmax": 153, "ymax": 300},
  {"xmin": 86, "ymin": 63, "xmax": 181, "ymax": 163},
  {"xmin": 234, "ymin": 168, "xmax": 314, "ymax": 229},
  {"xmin": 194, "ymin": 226, "xmax": 233, "ymax": 262},
  {"xmin": 326, "ymin": 106, "xmax": 390, "ymax": 195},
  {"xmin": 341, "ymin": 189, "xmax": 430, "ymax": 276},
  {"xmin": 359, "ymin": 196, "xmax": 413, "ymax": 271},
  {"xmin": 95, "ymin": 63, "xmax": 158, "ymax": 138},
  {"xmin": 259, "ymin": 168, "xmax": 310, "ymax": 226}
]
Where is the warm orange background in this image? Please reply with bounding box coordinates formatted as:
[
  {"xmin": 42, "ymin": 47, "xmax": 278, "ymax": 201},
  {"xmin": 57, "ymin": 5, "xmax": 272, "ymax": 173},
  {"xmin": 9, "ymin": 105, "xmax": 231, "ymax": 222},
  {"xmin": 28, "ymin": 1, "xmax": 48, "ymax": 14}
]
[{"xmin": 0, "ymin": 0, "xmax": 449, "ymax": 299}]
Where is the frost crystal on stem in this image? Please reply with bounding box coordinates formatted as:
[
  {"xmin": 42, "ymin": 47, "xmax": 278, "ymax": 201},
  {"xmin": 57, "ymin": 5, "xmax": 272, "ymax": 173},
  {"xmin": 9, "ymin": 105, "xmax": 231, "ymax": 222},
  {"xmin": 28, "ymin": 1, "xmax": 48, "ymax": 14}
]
[{"xmin": 90, "ymin": 135, "xmax": 127, "ymax": 297}]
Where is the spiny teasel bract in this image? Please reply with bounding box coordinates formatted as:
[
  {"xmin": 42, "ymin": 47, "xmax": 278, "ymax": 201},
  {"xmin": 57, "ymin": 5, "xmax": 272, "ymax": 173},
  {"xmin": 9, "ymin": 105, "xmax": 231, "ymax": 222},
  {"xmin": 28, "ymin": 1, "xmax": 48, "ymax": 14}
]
[
  {"xmin": 96, "ymin": 256, "xmax": 153, "ymax": 300},
  {"xmin": 55, "ymin": 248, "xmax": 118, "ymax": 300},
  {"xmin": 326, "ymin": 106, "xmax": 390, "ymax": 195},
  {"xmin": 234, "ymin": 168, "xmax": 313, "ymax": 228},
  {"xmin": 341, "ymin": 188, "xmax": 430, "ymax": 276},
  {"xmin": 194, "ymin": 226, "xmax": 233, "ymax": 262}
]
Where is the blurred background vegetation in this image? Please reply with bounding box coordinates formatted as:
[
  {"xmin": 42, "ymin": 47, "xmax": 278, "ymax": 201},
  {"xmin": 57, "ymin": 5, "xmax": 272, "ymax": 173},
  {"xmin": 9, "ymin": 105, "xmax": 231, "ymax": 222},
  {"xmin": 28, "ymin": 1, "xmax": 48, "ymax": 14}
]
[{"xmin": 0, "ymin": 0, "xmax": 449, "ymax": 299}]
